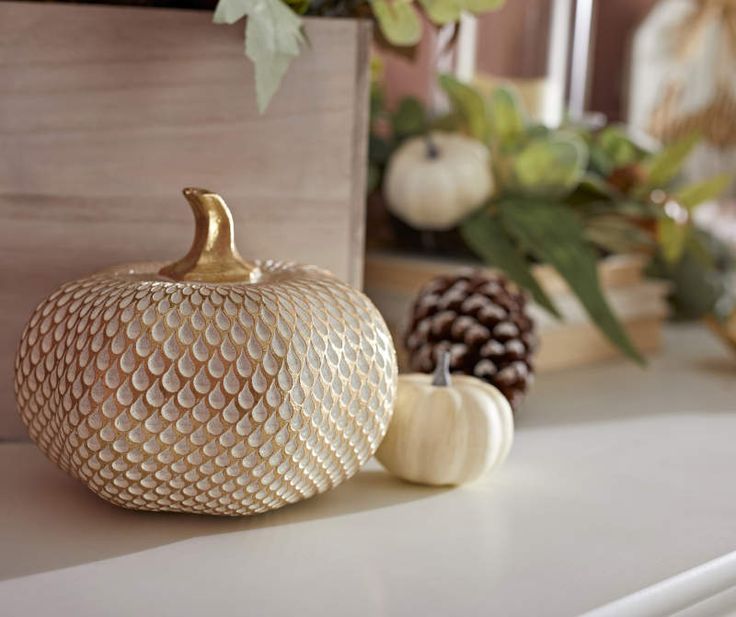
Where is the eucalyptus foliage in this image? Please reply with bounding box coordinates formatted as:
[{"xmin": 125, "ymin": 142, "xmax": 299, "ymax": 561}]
[{"xmin": 370, "ymin": 75, "xmax": 730, "ymax": 362}]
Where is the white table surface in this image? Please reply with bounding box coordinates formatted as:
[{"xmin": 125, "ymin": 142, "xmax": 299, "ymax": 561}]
[{"xmin": 2, "ymin": 325, "xmax": 736, "ymax": 617}]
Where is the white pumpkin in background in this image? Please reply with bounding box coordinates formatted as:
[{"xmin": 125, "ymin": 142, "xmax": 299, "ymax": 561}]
[
  {"xmin": 376, "ymin": 352, "xmax": 513, "ymax": 486},
  {"xmin": 384, "ymin": 131, "xmax": 494, "ymax": 231}
]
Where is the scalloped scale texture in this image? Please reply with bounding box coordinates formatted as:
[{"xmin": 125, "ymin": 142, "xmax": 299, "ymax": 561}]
[{"xmin": 14, "ymin": 261, "xmax": 397, "ymax": 516}]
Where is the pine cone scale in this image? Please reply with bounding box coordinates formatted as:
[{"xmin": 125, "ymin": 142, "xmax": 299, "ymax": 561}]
[{"xmin": 405, "ymin": 270, "xmax": 537, "ymax": 410}]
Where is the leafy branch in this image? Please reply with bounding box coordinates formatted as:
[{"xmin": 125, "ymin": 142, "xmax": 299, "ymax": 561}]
[
  {"xmin": 213, "ymin": 0, "xmax": 507, "ymax": 112},
  {"xmin": 370, "ymin": 73, "xmax": 731, "ymax": 361}
]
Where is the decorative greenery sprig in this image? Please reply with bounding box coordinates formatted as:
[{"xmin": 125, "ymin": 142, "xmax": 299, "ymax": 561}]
[
  {"xmin": 369, "ymin": 74, "xmax": 731, "ymax": 362},
  {"xmin": 213, "ymin": 0, "xmax": 506, "ymax": 112},
  {"xmin": 214, "ymin": 0, "xmax": 305, "ymax": 113}
]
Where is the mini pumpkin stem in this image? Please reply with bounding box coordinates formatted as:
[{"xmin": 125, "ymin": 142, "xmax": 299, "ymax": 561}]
[
  {"xmin": 425, "ymin": 132, "xmax": 440, "ymax": 160},
  {"xmin": 431, "ymin": 350, "xmax": 452, "ymax": 387},
  {"xmin": 159, "ymin": 188, "xmax": 261, "ymax": 284}
]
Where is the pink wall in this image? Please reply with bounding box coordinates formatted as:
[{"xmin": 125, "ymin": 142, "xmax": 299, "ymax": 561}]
[
  {"xmin": 589, "ymin": 0, "xmax": 658, "ymax": 120},
  {"xmin": 376, "ymin": 20, "xmax": 446, "ymax": 109},
  {"xmin": 381, "ymin": 0, "xmax": 659, "ymax": 121}
]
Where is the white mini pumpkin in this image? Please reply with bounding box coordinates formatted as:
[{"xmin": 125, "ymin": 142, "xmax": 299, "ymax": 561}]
[
  {"xmin": 376, "ymin": 353, "xmax": 513, "ymax": 486},
  {"xmin": 384, "ymin": 131, "xmax": 494, "ymax": 231}
]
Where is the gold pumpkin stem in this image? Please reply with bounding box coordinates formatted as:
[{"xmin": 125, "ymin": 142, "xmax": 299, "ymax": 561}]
[
  {"xmin": 431, "ymin": 350, "xmax": 452, "ymax": 387},
  {"xmin": 159, "ymin": 187, "xmax": 261, "ymax": 283}
]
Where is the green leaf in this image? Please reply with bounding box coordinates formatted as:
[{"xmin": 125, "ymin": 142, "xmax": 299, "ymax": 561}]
[
  {"xmin": 283, "ymin": 0, "xmax": 309, "ymax": 14},
  {"xmin": 499, "ymin": 200, "xmax": 644, "ymax": 364},
  {"xmin": 391, "ymin": 96, "xmax": 428, "ymax": 137},
  {"xmin": 684, "ymin": 229, "xmax": 716, "ymax": 268},
  {"xmin": 648, "ymin": 229, "xmax": 728, "ymax": 320},
  {"xmin": 371, "ymin": 0, "xmax": 423, "ymax": 46},
  {"xmin": 438, "ymin": 74, "xmax": 489, "ymax": 141},
  {"xmin": 367, "ymin": 164, "xmax": 381, "ymax": 194},
  {"xmin": 460, "ymin": 210, "xmax": 560, "ymax": 317},
  {"xmin": 511, "ymin": 133, "xmax": 588, "ymax": 197},
  {"xmin": 368, "ymin": 134, "xmax": 392, "ymax": 166},
  {"xmin": 645, "ymin": 132, "xmax": 699, "ymax": 187},
  {"xmin": 588, "ymin": 143, "xmax": 614, "ymax": 176},
  {"xmin": 430, "ymin": 111, "xmax": 465, "ymax": 133},
  {"xmin": 524, "ymin": 123, "xmax": 550, "ymax": 139},
  {"xmin": 459, "ymin": 0, "xmax": 505, "ymax": 12},
  {"xmin": 614, "ymin": 199, "xmax": 659, "ymax": 219},
  {"xmin": 418, "ymin": 0, "xmax": 461, "ymax": 24},
  {"xmin": 675, "ymin": 174, "xmax": 730, "ymax": 210},
  {"xmin": 370, "ymin": 85, "xmax": 386, "ymax": 123},
  {"xmin": 577, "ymin": 173, "xmax": 617, "ymax": 198},
  {"xmin": 214, "ymin": 0, "xmax": 305, "ymax": 113},
  {"xmin": 487, "ymin": 87, "xmax": 525, "ymax": 145},
  {"xmin": 213, "ymin": 0, "xmax": 249, "ymax": 22},
  {"xmin": 597, "ymin": 125, "xmax": 645, "ymax": 168},
  {"xmin": 666, "ymin": 254, "xmax": 724, "ymax": 319},
  {"xmin": 657, "ymin": 217, "xmax": 688, "ymax": 263}
]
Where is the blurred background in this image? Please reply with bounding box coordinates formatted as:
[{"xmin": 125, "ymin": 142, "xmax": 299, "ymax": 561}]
[{"xmin": 365, "ymin": 0, "xmax": 736, "ymax": 382}]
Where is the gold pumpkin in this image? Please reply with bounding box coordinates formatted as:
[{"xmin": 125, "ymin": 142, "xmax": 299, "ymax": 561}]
[{"xmin": 14, "ymin": 188, "xmax": 397, "ymax": 516}]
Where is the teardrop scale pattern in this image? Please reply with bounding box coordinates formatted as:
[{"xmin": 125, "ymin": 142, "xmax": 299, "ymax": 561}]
[{"xmin": 14, "ymin": 261, "xmax": 397, "ymax": 516}]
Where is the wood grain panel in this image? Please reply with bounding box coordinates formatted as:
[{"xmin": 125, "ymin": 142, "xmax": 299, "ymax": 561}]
[{"xmin": 0, "ymin": 2, "xmax": 371, "ymax": 439}]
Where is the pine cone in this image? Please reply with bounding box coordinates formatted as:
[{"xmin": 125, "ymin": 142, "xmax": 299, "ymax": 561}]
[{"xmin": 405, "ymin": 270, "xmax": 537, "ymax": 409}]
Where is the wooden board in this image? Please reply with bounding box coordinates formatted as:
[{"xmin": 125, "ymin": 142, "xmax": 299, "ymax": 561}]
[
  {"xmin": 0, "ymin": 2, "xmax": 371, "ymax": 440},
  {"xmin": 365, "ymin": 250, "xmax": 650, "ymax": 297},
  {"xmin": 533, "ymin": 316, "xmax": 663, "ymax": 372}
]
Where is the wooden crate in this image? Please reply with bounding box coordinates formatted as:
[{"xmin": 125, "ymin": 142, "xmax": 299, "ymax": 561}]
[
  {"xmin": 0, "ymin": 2, "xmax": 371, "ymax": 439},
  {"xmin": 365, "ymin": 250, "xmax": 670, "ymax": 372}
]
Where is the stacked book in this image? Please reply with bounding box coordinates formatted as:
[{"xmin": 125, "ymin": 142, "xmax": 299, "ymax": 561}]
[{"xmin": 364, "ymin": 251, "xmax": 670, "ymax": 372}]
